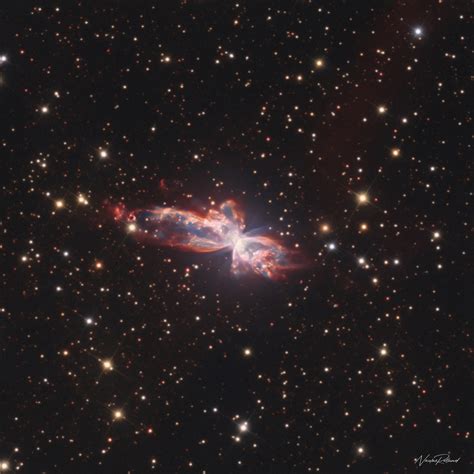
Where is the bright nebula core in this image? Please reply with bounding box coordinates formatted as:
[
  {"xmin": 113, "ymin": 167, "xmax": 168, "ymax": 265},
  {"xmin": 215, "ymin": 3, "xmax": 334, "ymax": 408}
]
[{"xmin": 115, "ymin": 200, "xmax": 299, "ymax": 280}]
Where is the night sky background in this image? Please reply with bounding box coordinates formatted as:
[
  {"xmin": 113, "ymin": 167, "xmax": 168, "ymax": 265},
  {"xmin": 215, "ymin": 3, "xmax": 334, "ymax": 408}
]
[{"xmin": 1, "ymin": 1, "xmax": 472, "ymax": 473}]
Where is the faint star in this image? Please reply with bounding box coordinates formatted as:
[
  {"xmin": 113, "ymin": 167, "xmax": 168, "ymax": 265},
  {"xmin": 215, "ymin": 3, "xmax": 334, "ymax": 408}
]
[
  {"xmin": 314, "ymin": 58, "xmax": 325, "ymax": 69},
  {"xmin": 356, "ymin": 446, "xmax": 366, "ymax": 456}
]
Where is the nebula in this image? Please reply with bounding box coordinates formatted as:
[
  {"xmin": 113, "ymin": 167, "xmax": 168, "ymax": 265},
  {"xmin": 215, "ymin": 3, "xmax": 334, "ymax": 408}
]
[{"xmin": 115, "ymin": 200, "xmax": 299, "ymax": 280}]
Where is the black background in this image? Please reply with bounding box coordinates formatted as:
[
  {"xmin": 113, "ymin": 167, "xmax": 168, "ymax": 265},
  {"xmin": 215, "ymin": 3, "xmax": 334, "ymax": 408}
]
[{"xmin": 0, "ymin": 1, "xmax": 472, "ymax": 473}]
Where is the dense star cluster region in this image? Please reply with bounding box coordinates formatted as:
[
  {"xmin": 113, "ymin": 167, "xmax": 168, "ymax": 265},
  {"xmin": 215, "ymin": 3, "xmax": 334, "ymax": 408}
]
[{"xmin": 1, "ymin": 1, "xmax": 471, "ymax": 473}]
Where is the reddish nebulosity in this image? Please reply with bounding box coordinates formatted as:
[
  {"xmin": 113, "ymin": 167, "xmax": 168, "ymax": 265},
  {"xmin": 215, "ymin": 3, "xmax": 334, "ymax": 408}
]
[{"xmin": 116, "ymin": 200, "xmax": 300, "ymax": 280}]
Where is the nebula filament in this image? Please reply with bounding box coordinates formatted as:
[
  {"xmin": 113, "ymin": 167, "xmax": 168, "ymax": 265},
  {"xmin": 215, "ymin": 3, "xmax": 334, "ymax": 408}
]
[{"xmin": 115, "ymin": 200, "xmax": 299, "ymax": 280}]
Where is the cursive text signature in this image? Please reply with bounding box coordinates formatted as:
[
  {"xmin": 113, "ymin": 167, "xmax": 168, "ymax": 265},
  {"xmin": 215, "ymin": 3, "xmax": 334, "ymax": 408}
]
[{"xmin": 414, "ymin": 453, "xmax": 460, "ymax": 467}]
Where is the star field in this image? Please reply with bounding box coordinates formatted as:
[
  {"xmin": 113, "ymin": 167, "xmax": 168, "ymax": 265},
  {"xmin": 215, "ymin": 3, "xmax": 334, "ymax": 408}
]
[{"xmin": 1, "ymin": 1, "xmax": 472, "ymax": 473}]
